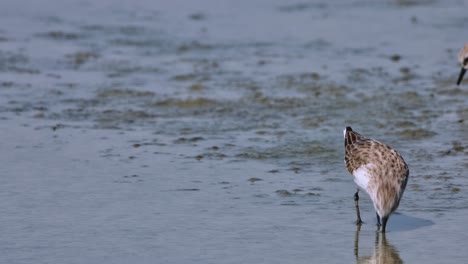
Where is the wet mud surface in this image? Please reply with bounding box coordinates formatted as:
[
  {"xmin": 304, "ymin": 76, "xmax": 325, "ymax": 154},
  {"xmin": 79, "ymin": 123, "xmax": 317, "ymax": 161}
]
[{"xmin": 0, "ymin": 0, "xmax": 467, "ymax": 263}]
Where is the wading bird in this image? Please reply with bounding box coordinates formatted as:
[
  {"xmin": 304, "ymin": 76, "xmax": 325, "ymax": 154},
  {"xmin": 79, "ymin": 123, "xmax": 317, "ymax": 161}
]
[
  {"xmin": 457, "ymin": 43, "xmax": 468, "ymax": 85},
  {"xmin": 344, "ymin": 126, "xmax": 409, "ymax": 232}
]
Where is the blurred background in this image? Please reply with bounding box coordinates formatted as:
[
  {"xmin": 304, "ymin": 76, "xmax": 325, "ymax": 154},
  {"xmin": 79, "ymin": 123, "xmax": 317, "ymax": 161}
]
[{"xmin": 0, "ymin": 0, "xmax": 467, "ymax": 263}]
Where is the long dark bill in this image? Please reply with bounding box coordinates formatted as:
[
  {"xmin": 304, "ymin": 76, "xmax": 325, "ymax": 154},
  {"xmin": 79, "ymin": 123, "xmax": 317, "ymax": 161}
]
[{"xmin": 457, "ymin": 67, "xmax": 467, "ymax": 85}]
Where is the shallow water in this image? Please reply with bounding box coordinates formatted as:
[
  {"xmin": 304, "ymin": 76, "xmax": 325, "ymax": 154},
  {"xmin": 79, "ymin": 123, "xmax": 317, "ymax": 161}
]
[{"xmin": 0, "ymin": 0, "xmax": 467, "ymax": 263}]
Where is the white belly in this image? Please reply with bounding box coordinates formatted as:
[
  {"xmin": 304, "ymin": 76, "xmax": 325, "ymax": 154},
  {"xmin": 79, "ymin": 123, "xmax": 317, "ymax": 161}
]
[{"xmin": 353, "ymin": 163, "xmax": 373, "ymax": 192}]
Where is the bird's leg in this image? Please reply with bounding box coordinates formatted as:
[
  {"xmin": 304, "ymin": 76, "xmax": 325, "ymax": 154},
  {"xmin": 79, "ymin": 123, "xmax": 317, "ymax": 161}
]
[
  {"xmin": 354, "ymin": 190, "xmax": 363, "ymax": 225},
  {"xmin": 354, "ymin": 222, "xmax": 362, "ymax": 260},
  {"xmin": 381, "ymin": 216, "xmax": 389, "ymax": 233},
  {"xmin": 376, "ymin": 212, "xmax": 381, "ymax": 230}
]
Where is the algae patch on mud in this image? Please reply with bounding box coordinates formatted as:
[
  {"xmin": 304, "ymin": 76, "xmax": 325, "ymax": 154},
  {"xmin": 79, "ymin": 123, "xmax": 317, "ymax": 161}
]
[
  {"xmin": 397, "ymin": 129, "xmax": 437, "ymax": 139},
  {"xmin": 151, "ymin": 98, "xmax": 217, "ymax": 108},
  {"xmin": 96, "ymin": 88, "xmax": 156, "ymax": 98}
]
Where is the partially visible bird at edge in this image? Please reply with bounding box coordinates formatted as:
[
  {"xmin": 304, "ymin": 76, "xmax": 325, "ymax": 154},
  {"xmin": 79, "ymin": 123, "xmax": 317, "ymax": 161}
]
[{"xmin": 457, "ymin": 43, "xmax": 468, "ymax": 85}]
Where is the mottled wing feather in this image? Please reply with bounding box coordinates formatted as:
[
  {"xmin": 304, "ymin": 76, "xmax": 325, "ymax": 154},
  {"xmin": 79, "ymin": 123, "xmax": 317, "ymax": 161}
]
[{"xmin": 345, "ymin": 129, "xmax": 409, "ymax": 178}]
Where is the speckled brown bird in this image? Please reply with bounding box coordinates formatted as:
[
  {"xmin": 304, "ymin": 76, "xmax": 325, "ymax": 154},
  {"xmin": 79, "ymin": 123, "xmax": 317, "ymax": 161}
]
[
  {"xmin": 344, "ymin": 126, "xmax": 409, "ymax": 232},
  {"xmin": 457, "ymin": 43, "xmax": 468, "ymax": 85}
]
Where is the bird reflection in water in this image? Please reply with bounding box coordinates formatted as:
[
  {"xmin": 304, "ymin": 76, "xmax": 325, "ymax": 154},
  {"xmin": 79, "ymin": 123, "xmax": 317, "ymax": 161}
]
[{"xmin": 354, "ymin": 225, "xmax": 403, "ymax": 264}]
